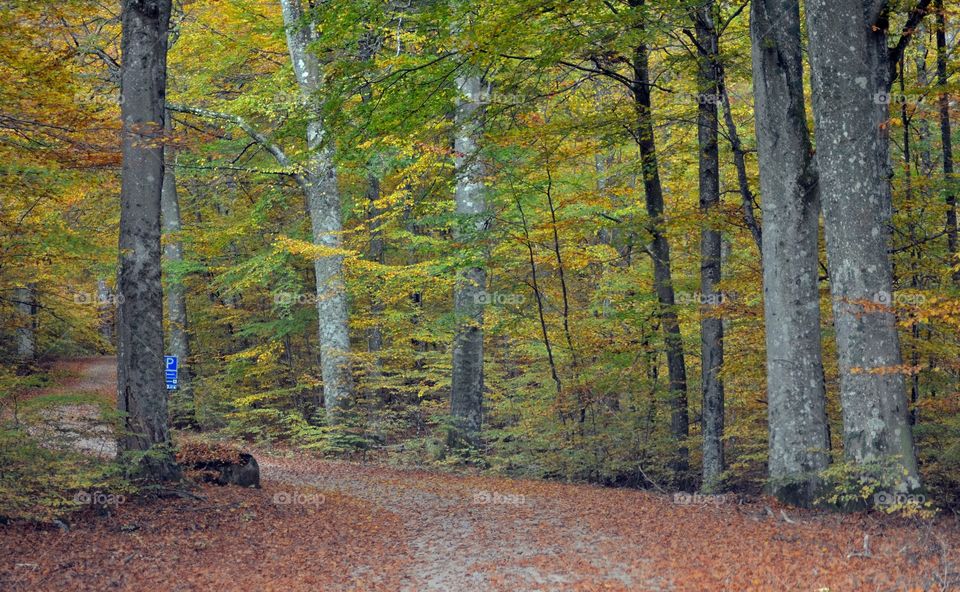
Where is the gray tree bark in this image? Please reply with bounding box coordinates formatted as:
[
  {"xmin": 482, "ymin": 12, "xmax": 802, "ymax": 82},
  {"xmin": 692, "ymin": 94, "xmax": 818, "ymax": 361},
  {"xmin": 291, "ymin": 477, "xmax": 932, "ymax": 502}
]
[
  {"xmin": 805, "ymin": 0, "xmax": 920, "ymax": 489},
  {"xmin": 750, "ymin": 0, "xmax": 830, "ymax": 505},
  {"xmin": 96, "ymin": 278, "xmax": 114, "ymax": 345},
  {"xmin": 450, "ymin": 68, "xmax": 490, "ymax": 439},
  {"xmin": 161, "ymin": 114, "xmax": 193, "ymax": 423},
  {"xmin": 694, "ymin": 2, "xmax": 724, "ymax": 491},
  {"xmin": 117, "ymin": 0, "xmax": 179, "ymax": 480},
  {"xmin": 279, "ymin": 0, "xmax": 355, "ymax": 415},
  {"xmin": 14, "ymin": 284, "xmax": 36, "ymax": 362}
]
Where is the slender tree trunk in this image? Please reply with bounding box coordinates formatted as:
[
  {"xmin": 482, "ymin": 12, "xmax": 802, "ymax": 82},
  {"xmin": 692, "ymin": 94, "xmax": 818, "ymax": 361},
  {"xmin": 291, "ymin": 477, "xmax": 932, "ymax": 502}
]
[
  {"xmin": 279, "ymin": 0, "xmax": 355, "ymax": 415},
  {"xmin": 96, "ymin": 278, "xmax": 114, "ymax": 345},
  {"xmin": 694, "ymin": 2, "xmax": 724, "ymax": 491},
  {"xmin": 718, "ymin": 75, "xmax": 762, "ymax": 257},
  {"xmin": 450, "ymin": 67, "xmax": 489, "ymax": 440},
  {"xmin": 161, "ymin": 114, "xmax": 193, "ymax": 424},
  {"xmin": 360, "ymin": 31, "xmax": 385, "ymax": 390},
  {"xmin": 750, "ymin": 0, "xmax": 830, "ymax": 505},
  {"xmin": 515, "ymin": 194, "xmax": 562, "ymax": 397},
  {"xmin": 14, "ymin": 284, "xmax": 36, "ymax": 363},
  {"xmin": 937, "ymin": 0, "xmax": 958, "ymax": 280},
  {"xmin": 806, "ymin": 0, "xmax": 920, "ymax": 489},
  {"xmin": 366, "ymin": 173, "xmax": 385, "ymax": 354},
  {"xmin": 632, "ymin": 8, "xmax": 690, "ymax": 477},
  {"xmin": 117, "ymin": 0, "xmax": 179, "ymax": 480}
]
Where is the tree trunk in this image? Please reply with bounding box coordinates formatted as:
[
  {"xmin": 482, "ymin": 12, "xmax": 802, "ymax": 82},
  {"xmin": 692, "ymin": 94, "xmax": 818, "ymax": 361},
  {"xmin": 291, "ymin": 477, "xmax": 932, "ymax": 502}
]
[
  {"xmin": 450, "ymin": 69, "xmax": 489, "ymax": 440},
  {"xmin": 750, "ymin": 0, "xmax": 830, "ymax": 505},
  {"xmin": 805, "ymin": 0, "xmax": 920, "ymax": 489},
  {"xmin": 117, "ymin": 0, "xmax": 179, "ymax": 480},
  {"xmin": 937, "ymin": 0, "xmax": 958, "ymax": 280},
  {"xmin": 96, "ymin": 278, "xmax": 114, "ymax": 345},
  {"xmin": 632, "ymin": 17, "xmax": 690, "ymax": 477},
  {"xmin": 161, "ymin": 114, "xmax": 193, "ymax": 424},
  {"xmin": 279, "ymin": 0, "xmax": 355, "ymax": 415},
  {"xmin": 694, "ymin": 3, "xmax": 724, "ymax": 491},
  {"xmin": 14, "ymin": 284, "xmax": 36, "ymax": 363}
]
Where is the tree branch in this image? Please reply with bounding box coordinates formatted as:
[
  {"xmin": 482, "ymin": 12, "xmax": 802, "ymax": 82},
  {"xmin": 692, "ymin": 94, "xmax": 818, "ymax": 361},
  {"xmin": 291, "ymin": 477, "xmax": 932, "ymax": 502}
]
[
  {"xmin": 165, "ymin": 103, "xmax": 302, "ymax": 183},
  {"xmin": 888, "ymin": 0, "xmax": 934, "ymax": 84}
]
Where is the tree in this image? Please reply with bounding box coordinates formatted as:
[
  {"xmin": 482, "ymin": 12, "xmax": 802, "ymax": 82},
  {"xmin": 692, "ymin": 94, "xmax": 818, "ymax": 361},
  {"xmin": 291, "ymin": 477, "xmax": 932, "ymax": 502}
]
[
  {"xmin": 279, "ymin": 0, "xmax": 355, "ymax": 415},
  {"xmin": 14, "ymin": 284, "xmax": 37, "ymax": 364},
  {"xmin": 117, "ymin": 0, "xmax": 180, "ymax": 480},
  {"xmin": 936, "ymin": 0, "xmax": 958, "ymax": 281},
  {"xmin": 805, "ymin": 0, "xmax": 921, "ymax": 489},
  {"xmin": 693, "ymin": 0, "xmax": 724, "ymax": 491},
  {"xmin": 161, "ymin": 113, "xmax": 193, "ymax": 424},
  {"xmin": 631, "ymin": 0, "xmax": 690, "ymax": 476},
  {"xmin": 450, "ymin": 11, "xmax": 491, "ymax": 441},
  {"xmin": 750, "ymin": 0, "xmax": 830, "ymax": 505}
]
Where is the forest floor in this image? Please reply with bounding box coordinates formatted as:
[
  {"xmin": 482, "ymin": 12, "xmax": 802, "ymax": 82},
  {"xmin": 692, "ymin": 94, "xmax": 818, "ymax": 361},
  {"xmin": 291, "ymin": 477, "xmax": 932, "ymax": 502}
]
[{"xmin": 3, "ymin": 357, "xmax": 960, "ymax": 591}]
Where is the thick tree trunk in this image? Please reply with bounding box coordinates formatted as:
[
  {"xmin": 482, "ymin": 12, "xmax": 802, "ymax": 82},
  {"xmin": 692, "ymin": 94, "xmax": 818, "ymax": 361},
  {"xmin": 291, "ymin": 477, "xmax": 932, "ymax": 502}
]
[
  {"xmin": 805, "ymin": 0, "xmax": 920, "ymax": 489},
  {"xmin": 280, "ymin": 0, "xmax": 355, "ymax": 414},
  {"xmin": 750, "ymin": 0, "xmax": 830, "ymax": 505},
  {"xmin": 695, "ymin": 3, "xmax": 724, "ymax": 491},
  {"xmin": 937, "ymin": 0, "xmax": 958, "ymax": 279},
  {"xmin": 117, "ymin": 0, "xmax": 179, "ymax": 480},
  {"xmin": 450, "ymin": 70, "xmax": 489, "ymax": 439},
  {"xmin": 633, "ymin": 26, "xmax": 690, "ymax": 476},
  {"xmin": 14, "ymin": 284, "xmax": 36, "ymax": 363},
  {"xmin": 161, "ymin": 114, "xmax": 193, "ymax": 423}
]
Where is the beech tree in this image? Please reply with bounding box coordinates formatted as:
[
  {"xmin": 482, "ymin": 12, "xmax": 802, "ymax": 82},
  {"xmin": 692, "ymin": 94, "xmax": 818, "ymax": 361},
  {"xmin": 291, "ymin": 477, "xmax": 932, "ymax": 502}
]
[
  {"xmin": 750, "ymin": 0, "xmax": 830, "ymax": 505},
  {"xmin": 279, "ymin": 0, "xmax": 355, "ymax": 415},
  {"xmin": 806, "ymin": 0, "xmax": 922, "ymax": 490},
  {"xmin": 450, "ymin": 8, "xmax": 491, "ymax": 441},
  {"xmin": 116, "ymin": 0, "xmax": 180, "ymax": 480},
  {"xmin": 161, "ymin": 114, "xmax": 193, "ymax": 424},
  {"xmin": 693, "ymin": 0, "xmax": 724, "ymax": 491}
]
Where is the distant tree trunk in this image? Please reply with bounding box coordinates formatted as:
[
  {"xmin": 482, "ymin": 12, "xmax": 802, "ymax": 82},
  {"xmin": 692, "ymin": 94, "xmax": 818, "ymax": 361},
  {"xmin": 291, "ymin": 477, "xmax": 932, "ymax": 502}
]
[
  {"xmin": 750, "ymin": 0, "xmax": 830, "ymax": 505},
  {"xmin": 450, "ymin": 67, "xmax": 490, "ymax": 440},
  {"xmin": 631, "ymin": 3, "xmax": 689, "ymax": 477},
  {"xmin": 717, "ymin": 75, "xmax": 762, "ymax": 257},
  {"xmin": 279, "ymin": 0, "xmax": 355, "ymax": 415},
  {"xmin": 161, "ymin": 114, "xmax": 193, "ymax": 424},
  {"xmin": 365, "ymin": 172, "xmax": 386, "ymax": 398},
  {"xmin": 117, "ymin": 0, "xmax": 179, "ymax": 480},
  {"xmin": 937, "ymin": 0, "xmax": 958, "ymax": 280},
  {"xmin": 694, "ymin": 2, "xmax": 724, "ymax": 491},
  {"xmin": 360, "ymin": 31, "xmax": 386, "ymax": 390},
  {"xmin": 96, "ymin": 278, "xmax": 114, "ymax": 345},
  {"xmin": 14, "ymin": 284, "xmax": 37, "ymax": 363},
  {"xmin": 806, "ymin": 0, "xmax": 920, "ymax": 489}
]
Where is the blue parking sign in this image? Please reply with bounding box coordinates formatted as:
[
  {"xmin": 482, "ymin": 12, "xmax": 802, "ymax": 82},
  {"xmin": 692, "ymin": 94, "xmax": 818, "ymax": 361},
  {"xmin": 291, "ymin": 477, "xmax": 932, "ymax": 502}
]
[{"xmin": 164, "ymin": 356, "xmax": 178, "ymax": 390}]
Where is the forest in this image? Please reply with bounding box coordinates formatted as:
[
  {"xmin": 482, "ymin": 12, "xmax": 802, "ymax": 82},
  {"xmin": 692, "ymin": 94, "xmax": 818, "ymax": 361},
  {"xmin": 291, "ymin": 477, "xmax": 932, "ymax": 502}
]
[{"xmin": 3, "ymin": 0, "xmax": 960, "ymax": 589}]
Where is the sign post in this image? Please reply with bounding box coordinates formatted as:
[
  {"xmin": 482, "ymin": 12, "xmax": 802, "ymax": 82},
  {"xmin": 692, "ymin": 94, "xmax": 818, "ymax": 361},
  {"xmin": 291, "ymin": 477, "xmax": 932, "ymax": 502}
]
[{"xmin": 164, "ymin": 356, "xmax": 178, "ymax": 390}]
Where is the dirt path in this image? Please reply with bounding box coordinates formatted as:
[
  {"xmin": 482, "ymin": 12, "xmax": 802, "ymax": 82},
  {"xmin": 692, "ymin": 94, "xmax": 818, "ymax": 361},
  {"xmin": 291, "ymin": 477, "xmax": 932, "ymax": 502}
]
[{"xmin": 3, "ymin": 357, "xmax": 960, "ymax": 591}]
